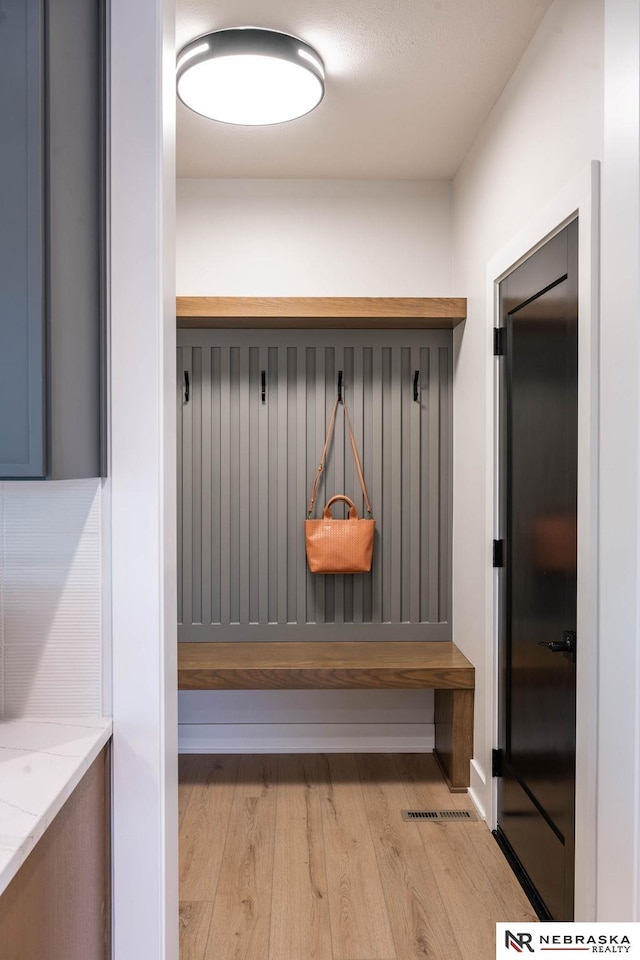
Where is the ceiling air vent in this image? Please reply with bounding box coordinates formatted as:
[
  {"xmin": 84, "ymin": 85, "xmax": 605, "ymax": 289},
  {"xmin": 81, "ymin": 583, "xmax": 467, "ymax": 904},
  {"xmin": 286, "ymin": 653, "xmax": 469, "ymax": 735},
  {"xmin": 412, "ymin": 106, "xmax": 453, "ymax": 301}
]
[{"xmin": 401, "ymin": 809, "xmax": 478, "ymax": 822}]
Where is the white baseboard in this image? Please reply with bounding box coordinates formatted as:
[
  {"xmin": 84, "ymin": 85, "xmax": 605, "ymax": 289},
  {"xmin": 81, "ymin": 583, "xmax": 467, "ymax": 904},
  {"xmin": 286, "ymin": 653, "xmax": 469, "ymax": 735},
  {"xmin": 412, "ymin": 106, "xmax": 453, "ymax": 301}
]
[
  {"xmin": 178, "ymin": 722, "xmax": 435, "ymax": 753},
  {"xmin": 178, "ymin": 689, "xmax": 434, "ymax": 724},
  {"xmin": 468, "ymin": 758, "xmax": 488, "ymax": 821}
]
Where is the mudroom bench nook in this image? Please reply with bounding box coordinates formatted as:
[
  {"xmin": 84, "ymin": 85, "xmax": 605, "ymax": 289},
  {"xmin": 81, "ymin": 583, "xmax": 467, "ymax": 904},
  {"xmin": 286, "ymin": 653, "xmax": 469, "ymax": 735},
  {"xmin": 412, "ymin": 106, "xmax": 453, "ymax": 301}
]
[
  {"xmin": 177, "ymin": 298, "xmax": 473, "ymax": 792},
  {"xmin": 177, "ymin": 640, "xmax": 475, "ymax": 792}
]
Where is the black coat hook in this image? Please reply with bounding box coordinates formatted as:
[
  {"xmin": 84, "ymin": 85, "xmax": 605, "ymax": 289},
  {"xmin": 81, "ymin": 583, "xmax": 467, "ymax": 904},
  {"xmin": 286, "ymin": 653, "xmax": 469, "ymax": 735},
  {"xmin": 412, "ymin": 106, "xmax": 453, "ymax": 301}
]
[
  {"xmin": 338, "ymin": 370, "xmax": 343, "ymax": 403},
  {"xmin": 184, "ymin": 370, "xmax": 190, "ymax": 402},
  {"xmin": 413, "ymin": 370, "xmax": 420, "ymax": 402},
  {"xmin": 261, "ymin": 370, "xmax": 266, "ymax": 403}
]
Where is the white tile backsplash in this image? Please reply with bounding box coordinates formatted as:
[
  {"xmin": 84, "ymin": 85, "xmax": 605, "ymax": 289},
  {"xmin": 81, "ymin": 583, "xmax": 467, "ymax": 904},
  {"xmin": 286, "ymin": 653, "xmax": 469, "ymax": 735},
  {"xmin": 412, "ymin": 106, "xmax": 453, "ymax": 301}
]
[
  {"xmin": 0, "ymin": 480, "xmax": 102, "ymax": 718},
  {"xmin": 0, "ymin": 487, "xmax": 4, "ymax": 718}
]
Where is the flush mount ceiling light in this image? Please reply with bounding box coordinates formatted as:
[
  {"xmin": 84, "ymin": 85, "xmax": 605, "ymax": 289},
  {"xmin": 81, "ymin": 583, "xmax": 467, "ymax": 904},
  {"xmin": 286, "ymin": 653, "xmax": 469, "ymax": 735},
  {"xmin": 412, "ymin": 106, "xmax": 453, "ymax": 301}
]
[{"xmin": 176, "ymin": 27, "xmax": 325, "ymax": 126}]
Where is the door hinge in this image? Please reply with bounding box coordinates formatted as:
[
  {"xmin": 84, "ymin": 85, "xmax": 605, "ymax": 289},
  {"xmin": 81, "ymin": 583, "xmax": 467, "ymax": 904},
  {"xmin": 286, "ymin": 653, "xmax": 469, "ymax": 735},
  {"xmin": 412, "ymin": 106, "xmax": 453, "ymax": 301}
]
[
  {"xmin": 493, "ymin": 539, "xmax": 504, "ymax": 568},
  {"xmin": 492, "ymin": 748, "xmax": 504, "ymax": 778},
  {"xmin": 494, "ymin": 327, "xmax": 505, "ymax": 356}
]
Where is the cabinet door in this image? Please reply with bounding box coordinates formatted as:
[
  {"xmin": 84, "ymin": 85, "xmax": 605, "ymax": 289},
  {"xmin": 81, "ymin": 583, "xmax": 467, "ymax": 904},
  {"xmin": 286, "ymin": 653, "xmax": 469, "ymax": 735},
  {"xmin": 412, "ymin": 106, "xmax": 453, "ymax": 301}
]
[
  {"xmin": 0, "ymin": 747, "xmax": 111, "ymax": 960},
  {"xmin": 47, "ymin": 0, "xmax": 103, "ymax": 480},
  {"xmin": 0, "ymin": 0, "xmax": 46, "ymax": 477}
]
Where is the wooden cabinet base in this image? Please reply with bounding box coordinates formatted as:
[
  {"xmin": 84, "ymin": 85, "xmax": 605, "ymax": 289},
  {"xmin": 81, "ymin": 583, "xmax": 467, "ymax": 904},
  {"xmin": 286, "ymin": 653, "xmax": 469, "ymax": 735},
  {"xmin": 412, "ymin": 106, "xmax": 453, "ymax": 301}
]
[{"xmin": 0, "ymin": 746, "xmax": 110, "ymax": 960}]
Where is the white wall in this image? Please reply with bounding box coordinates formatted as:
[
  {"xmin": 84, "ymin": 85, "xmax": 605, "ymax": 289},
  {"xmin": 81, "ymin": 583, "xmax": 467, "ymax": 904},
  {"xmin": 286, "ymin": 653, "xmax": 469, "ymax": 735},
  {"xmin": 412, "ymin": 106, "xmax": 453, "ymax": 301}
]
[
  {"xmin": 0, "ymin": 480, "xmax": 103, "ymax": 718},
  {"xmin": 451, "ymin": 0, "xmax": 603, "ymax": 818},
  {"xmin": 597, "ymin": 0, "xmax": 640, "ymax": 921},
  {"xmin": 177, "ymin": 178, "xmax": 452, "ymax": 296},
  {"xmin": 176, "ymin": 177, "xmax": 452, "ymax": 752},
  {"xmin": 445, "ymin": 0, "xmax": 640, "ymax": 922},
  {"xmin": 178, "ymin": 689, "xmax": 435, "ymax": 753}
]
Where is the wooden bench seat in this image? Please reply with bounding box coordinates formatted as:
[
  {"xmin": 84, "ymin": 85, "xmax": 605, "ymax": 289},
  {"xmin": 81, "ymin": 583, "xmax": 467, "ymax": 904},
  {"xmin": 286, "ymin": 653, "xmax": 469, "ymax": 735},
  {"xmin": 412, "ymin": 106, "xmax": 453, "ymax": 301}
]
[{"xmin": 178, "ymin": 640, "xmax": 474, "ymax": 792}]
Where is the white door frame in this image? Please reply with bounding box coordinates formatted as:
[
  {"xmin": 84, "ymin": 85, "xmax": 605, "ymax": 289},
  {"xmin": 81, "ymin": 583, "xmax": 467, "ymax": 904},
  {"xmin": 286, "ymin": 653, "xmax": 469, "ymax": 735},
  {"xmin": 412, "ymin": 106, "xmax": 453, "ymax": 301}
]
[
  {"xmin": 109, "ymin": 1, "xmax": 178, "ymax": 957},
  {"xmin": 484, "ymin": 161, "xmax": 601, "ymax": 921},
  {"xmin": 597, "ymin": 0, "xmax": 640, "ymax": 920}
]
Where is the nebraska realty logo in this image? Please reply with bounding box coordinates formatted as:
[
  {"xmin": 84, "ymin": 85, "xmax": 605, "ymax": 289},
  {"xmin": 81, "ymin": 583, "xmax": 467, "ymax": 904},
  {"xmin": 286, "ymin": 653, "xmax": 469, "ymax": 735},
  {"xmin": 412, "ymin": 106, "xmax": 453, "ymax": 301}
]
[{"xmin": 496, "ymin": 924, "xmax": 640, "ymax": 958}]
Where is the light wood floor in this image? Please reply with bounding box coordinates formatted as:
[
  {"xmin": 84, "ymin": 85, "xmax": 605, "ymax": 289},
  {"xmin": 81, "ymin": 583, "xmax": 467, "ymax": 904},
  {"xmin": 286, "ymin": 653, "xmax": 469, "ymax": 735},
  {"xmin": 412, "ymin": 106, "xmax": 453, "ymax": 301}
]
[{"xmin": 179, "ymin": 753, "xmax": 536, "ymax": 960}]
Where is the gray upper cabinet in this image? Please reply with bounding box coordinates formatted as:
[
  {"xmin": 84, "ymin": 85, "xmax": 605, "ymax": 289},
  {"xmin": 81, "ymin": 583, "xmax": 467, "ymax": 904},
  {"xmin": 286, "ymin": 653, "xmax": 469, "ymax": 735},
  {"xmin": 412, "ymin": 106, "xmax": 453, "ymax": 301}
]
[
  {"xmin": 0, "ymin": 1, "xmax": 45, "ymax": 477},
  {"xmin": 0, "ymin": 0, "xmax": 103, "ymax": 480}
]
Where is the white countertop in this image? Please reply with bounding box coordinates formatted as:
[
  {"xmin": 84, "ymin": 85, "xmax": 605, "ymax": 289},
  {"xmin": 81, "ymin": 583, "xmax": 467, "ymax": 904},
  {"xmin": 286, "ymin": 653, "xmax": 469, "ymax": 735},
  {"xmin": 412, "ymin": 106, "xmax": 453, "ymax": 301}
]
[{"xmin": 0, "ymin": 716, "xmax": 112, "ymax": 896}]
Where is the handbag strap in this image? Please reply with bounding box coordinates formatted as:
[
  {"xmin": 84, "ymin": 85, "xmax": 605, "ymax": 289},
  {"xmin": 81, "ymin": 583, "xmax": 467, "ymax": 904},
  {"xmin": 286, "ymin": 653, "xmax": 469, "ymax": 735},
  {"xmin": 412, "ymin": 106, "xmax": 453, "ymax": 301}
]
[{"xmin": 307, "ymin": 395, "xmax": 373, "ymax": 518}]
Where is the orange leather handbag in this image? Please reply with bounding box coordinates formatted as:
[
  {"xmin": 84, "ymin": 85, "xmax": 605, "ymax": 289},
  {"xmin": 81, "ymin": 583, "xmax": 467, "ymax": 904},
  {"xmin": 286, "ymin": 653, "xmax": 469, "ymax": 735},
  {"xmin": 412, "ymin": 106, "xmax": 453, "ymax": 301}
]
[{"xmin": 305, "ymin": 395, "xmax": 375, "ymax": 574}]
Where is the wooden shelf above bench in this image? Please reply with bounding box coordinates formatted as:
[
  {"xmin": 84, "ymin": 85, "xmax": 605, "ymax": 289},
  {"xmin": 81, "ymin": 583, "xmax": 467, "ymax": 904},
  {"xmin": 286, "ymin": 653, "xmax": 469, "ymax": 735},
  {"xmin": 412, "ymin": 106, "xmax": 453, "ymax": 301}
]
[
  {"xmin": 178, "ymin": 640, "xmax": 475, "ymax": 792},
  {"xmin": 176, "ymin": 296, "xmax": 467, "ymax": 329}
]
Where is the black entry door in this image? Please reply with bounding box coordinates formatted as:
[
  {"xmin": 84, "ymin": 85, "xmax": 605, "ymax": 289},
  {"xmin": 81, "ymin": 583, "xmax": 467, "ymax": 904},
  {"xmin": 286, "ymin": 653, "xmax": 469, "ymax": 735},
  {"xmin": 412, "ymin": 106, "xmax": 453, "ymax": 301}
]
[{"xmin": 496, "ymin": 221, "xmax": 578, "ymax": 921}]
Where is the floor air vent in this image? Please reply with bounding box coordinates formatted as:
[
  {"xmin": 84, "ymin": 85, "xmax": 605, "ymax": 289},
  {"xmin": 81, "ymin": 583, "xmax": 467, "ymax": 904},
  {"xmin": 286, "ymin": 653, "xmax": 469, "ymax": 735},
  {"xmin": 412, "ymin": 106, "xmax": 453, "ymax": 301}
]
[{"xmin": 401, "ymin": 809, "xmax": 478, "ymax": 822}]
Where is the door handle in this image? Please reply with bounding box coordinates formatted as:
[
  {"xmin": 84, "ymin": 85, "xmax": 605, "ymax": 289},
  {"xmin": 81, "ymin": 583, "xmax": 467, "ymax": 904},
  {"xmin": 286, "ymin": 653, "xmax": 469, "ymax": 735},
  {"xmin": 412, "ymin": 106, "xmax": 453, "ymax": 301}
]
[
  {"xmin": 537, "ymin": 630, "xmax": 576, "ymax": 654},
  {"xmin": 184, "ymin": 371, "xmax": 190, "ymax": 402}
]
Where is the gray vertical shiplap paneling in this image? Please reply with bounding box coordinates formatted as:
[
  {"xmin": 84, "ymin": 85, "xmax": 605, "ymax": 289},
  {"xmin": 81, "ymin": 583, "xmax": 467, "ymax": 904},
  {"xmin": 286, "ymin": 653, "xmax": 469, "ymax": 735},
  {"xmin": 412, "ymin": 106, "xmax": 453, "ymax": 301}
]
[
  {"xmin": 176, "ymin": 348, "xmax": 183, "ymax": 625},
  {"xmin": 409, "ymin": 345, "xmax": 422, "ymax": 625},
  {"xmin": 211, "ymin": 348, "xmax": 222, "ymax": 625},
  {"xmin": 362, "ymin": 348, "xmax": 374, "ymax": 623},
  {"xmin": 181, "ymin": 346, "xmax": 193, "ymax": 629},
  {"xmin": 401, "ymin": 348, "xmax": 412, "ymax": 622},
  {"xmin": 219, "ymin": 347, "xmax": 231, "ymax": 625},
  {"xmin": 371, "ymin": 347, "xmax": 384, "ymax": 625},
  {"xmin": 287, "ymin": 348, "xmax": 299, "ymax": 624},
  {"xmin": 277, "ymin": 347, "xmax": 288, "ymax": 625},
  {"xmin": 323, "ymin": 347, "xmax": 335, "ymax": 624},
  {"xmin": 304, "ymin": 347, "xmax": 316, "ymax": 624},
  {"xmin": 313, "ymin": 349, "xmax": 326, "ymax": 624},
  {"xmin": 440, "ymin": 346, "xmax": 453, "ymax": 623},
  {"xmin": 352, "ymin": 348, "xmax": 364, "ymax": 624},
  {"xmin": 428, "ymin": 345, "xmax": 441, "ymax": 623},
  {"xmin": 333, "ymin": 344, "xmax": 345, "ymax": 626},
  {"xmin": 248, "ymin": 348, "xmax": 260, "ymax": 625},
  {"xmin": 177, "ymin": 330, "xmax": 452, "ymax": 641},
  {"xmin": 296, "ymin": 348, "xmax": 308, "ymax": 626},
  {"xmin": 201, "ymin": 347, "xmax": 213, "ymax": 627},
  {"xmin": 381, "ymin": 348, "xmax": 393, "ymax": 623},
  {"xmin": 239, "ymin": 348, "xmax": 250, "ymax": 624},
  {"xmin": 191, "ymin": 348, "xmax": 202, "ymax": 624},
  {"xmin": 257, "ymin": 346, "xmax": 269, "ymax": 625},
  {"xmin": 229, "ymin": 348, "xmax": 241, "ymax": 624},
  {"xmin": 267, "ymin": 348, "xmax": 279, "ymax": 624},
  {"xmin": 390, "ymin": 348, "xmax": 403, "ymax": 625},
  {"xmin": 420, "ymin": 346, "xmax": 431, "ymax": 622}
]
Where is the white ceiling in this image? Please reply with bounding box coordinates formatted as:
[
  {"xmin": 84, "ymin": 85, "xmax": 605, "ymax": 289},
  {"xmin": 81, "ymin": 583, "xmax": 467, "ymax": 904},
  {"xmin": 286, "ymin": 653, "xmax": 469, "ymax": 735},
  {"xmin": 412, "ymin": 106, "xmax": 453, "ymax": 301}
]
[{"xmin": 176, "ymin": 0, "xmax": 553, "ymax": 180}]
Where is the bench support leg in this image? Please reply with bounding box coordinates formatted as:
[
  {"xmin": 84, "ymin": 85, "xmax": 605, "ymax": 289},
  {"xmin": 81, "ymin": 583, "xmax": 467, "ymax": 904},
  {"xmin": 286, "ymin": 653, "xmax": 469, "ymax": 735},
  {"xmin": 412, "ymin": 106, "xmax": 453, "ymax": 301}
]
[{"xmin": 433, "ymin": 688, "xmax": 474, "ymax": 793}]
